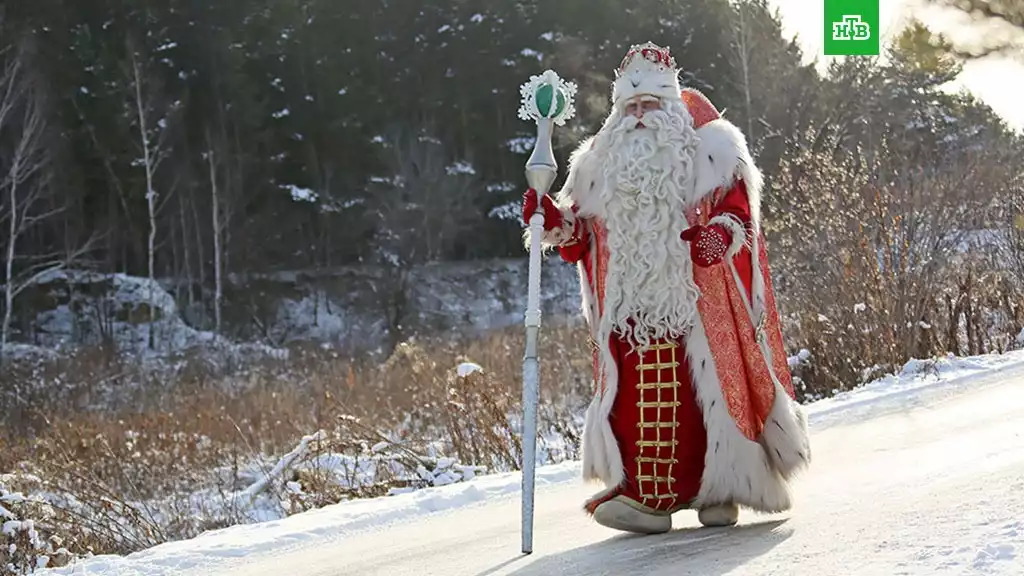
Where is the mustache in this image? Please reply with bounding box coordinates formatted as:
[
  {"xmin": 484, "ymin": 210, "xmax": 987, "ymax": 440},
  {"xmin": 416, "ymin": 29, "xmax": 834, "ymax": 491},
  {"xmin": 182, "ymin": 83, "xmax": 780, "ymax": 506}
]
[{"xmin": 616, "ymin": 109, "xmax": 672, "ymax": 132}]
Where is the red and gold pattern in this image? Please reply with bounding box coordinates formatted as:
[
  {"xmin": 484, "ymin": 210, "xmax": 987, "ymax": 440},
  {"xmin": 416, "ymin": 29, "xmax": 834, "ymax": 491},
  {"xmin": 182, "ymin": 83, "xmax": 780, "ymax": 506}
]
[
  {"xmin": 616, "ymin": 42, "xmax": 678, "ymax": 76},
  {"xmin": 609, "ymin": 337, "xmax": 706, "ymax": 514},
  {"xmin": 582, "ymin": 182, "xmax": 793, "ymax": 441},
  {"xmin": 687, "ymin": 192, "xmax": 797, "ymax": 439},
  {"xmin": 680, "ymin": 88, "xmax": 720, "ymax": 130},
  {"xmin": 578, "ymin": 87, "xmax": 798, "ymax": 517}
]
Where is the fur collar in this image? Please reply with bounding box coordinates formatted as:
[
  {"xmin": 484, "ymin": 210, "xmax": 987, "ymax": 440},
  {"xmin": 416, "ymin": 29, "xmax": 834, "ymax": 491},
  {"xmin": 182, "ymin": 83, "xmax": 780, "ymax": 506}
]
[{"xmin": 556, "ymin": 116, "xmax": 762, "ymax": 230}]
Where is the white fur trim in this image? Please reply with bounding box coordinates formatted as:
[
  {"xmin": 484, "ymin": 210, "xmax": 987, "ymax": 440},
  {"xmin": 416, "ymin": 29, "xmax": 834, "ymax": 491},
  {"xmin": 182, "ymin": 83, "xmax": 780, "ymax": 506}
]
[
  {"xmin": 580, "ymin": 337, "xmax": 625, "ymax": 490},
  {"xmin": 708, "ymin": 214, "xmax": 748, "ymax": 259},
  {"xmin": 693, "ymin": 119, "xmax": 764, "ymax": 231},
  {"xmin": 557, "ymin": 136, "xmax": 603, "ymax": 219},
  {"xmin": 521, "ymin": 202, "xmax": 578, "ymax": 250},
  {"xmin": 722, "ymin": 239, "xmax": 812, "ymax": 482},
  {"xmin": 581, "ymin": 393, "xmax": 604, "ymax": 482},
  {"xmin": 542, "ymin": 205, "xmax": 578, "ymax": 246},
  {"xmin": 581, "ymin": 388, "xmax": 625, "ymax": 490},
  {"xmin": 580, "ymin": 239, "xmax": 624, "ymax": 492},
  {"xmin": 684, "ymin": 316, "xmax": 793, "ymax": 513},
  {"xmin": 577, "ymin": 237, "xmax": 598, "ymax": 334},
  {"xmin": 611, "ymin": 56, "xmax": 682, "ymax": 106},
  {"xmin": 760, "ymin": 379, "xmax": 811, "ymax": 480}
]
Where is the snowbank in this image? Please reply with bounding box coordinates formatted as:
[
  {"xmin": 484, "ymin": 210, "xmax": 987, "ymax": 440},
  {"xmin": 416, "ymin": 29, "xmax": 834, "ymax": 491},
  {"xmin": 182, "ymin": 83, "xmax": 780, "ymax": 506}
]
[
  {"xmin": 7, "ymin": 269, "xmax": 289, "ymax": 367},
  {"xmin": 43, "ymin": 463, "xmax": 580, "ymax": 576},
  {"xmin": 805, "ymin": 350, "xmax": 1024, "ymax": 428},
  {"xmin": 39, "ymin": 348, "xmax": 1024, "ymax": 575},
  {"xmin": 10, "ymin": 259, "xmax": 582, "ymax": 357}
]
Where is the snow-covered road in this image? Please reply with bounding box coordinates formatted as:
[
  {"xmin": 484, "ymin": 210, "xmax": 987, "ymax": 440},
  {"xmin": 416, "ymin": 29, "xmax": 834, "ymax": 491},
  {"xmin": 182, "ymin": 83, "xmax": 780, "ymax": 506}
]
[
  {"xmin": 218, "ymin": 360, "xmax": 1024, "ymax": 576},
  {"xmin": 49, "ymin": 353, "xmax": 1024, "ymax": 576}
]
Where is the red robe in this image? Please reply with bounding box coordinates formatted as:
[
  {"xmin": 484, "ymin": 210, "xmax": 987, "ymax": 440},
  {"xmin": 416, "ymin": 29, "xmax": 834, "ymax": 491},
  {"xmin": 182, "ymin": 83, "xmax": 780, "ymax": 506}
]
[{"xmin": 544, "ymin": 89, "xmax": 810, "ymax": 517}]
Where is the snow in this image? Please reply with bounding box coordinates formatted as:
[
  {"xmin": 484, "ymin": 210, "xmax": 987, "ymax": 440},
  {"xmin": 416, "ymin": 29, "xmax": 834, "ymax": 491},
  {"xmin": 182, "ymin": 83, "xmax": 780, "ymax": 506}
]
[
  {"xmin": 506, "ymin": 136, "xmax": 536, "ymax": 155},
  {"xmin": 455, "ymin": 361, "xmax": 483, "ymax": 377},
  {"xmin": 445, "ymin": 160, "xmax": 475, "ymax": 176},
  {"xmin": 11, "ymin": 269, "xmax": 289, "ymax": 368},
  {"xmin": 39, "ymin": 348, "xmax": 1024, "ymax": 575},
  {"xmin": 787, "ymin": 348, "xmax": 811, "ymax": 367},
  {"xmin": 520, "ymin": 48, "xmax": 543, "ymax": 61},
  {"xmin": 486, "ymin": 182, "xmax": 515, "ymax": 194},
  {"xmin": 806, "ymin": 350, "xmax": 1024, "ymax": 428},
  {"xmin": 43, "ymin": 463, "xmax": 581, "ymax": 576},
  {"xmin": 281, "ymin": 183, "xmax": 317, "ymax": 202},
  {"xmin": 488, "ymin": 200, "xmax": 520, "ymax": 221}
]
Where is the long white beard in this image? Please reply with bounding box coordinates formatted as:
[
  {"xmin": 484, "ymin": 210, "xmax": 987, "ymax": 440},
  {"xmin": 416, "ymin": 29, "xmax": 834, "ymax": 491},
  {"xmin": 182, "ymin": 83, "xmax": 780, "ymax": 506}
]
[{"xmin": 592, "ymin": 100, "xmax": 702, "ymax": 352}]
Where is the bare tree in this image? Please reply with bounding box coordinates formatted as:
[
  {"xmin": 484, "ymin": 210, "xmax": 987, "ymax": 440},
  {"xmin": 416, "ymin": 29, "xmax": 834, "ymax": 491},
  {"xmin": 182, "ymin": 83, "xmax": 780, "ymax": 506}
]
[
  {"xmin": 369, "ymin": 125, "xmax": 481, "ymax": 354},
  {"xmin": 0, "ymin": 40, "xmax": 93, "ymax": 364},
  {"xmin": 124, "ymin": 38, "xmax": 179, "ymax": 348},
  {"xmin": 205, "ymin": 130, "xmax": 224, "ymax": 334},
  {"xmin": 728, "ymin": 0, "xmax": 758, "ymax": 143}
]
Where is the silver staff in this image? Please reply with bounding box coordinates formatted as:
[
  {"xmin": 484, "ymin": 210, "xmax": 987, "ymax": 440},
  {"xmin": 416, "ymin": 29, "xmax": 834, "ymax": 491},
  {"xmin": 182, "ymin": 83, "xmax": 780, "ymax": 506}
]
[{"xmin": 516, "ymin": 69, "xmax": 576, "ymax": 554}]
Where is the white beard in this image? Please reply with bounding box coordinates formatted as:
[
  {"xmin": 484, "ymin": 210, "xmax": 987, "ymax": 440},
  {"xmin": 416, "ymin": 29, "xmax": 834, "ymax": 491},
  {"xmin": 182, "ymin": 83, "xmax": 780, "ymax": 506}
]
[{"xmin": 588, "ymin": 100, "xmax": 702, "ymax": 352}]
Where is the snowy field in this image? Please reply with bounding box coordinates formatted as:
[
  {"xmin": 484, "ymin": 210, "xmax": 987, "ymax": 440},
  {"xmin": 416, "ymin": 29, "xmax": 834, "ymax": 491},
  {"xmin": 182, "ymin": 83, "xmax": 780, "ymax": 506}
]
[{"xmin": 40, "ymin": 350, "xmax": 1024, "ymax": 575}]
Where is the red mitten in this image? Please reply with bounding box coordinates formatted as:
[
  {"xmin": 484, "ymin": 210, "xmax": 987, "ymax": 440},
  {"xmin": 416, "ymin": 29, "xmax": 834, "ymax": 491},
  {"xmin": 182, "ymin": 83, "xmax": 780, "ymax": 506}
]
[
  {"xmin": 680, "ymin": 224, "xmax": 730, "ymax": 267},
  {"xmin": 521, "ymin": 188, "xmax": 562, "ymax": 231}
]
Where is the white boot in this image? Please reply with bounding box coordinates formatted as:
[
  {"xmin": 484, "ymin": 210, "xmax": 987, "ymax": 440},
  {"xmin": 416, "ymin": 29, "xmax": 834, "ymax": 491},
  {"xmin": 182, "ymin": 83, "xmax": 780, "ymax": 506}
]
[
  {"xmin": 698, "ymin": 503, "xmax": 739, "ymax": 527},
  {"xmin": 592, "ymin": 497, "xmax": 672, "ymax": 534}
]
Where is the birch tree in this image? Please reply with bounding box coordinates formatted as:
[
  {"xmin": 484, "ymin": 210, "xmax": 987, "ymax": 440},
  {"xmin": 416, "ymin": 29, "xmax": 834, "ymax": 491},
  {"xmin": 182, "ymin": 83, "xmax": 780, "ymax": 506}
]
[
  {"xmin": 123, "ymin": 38, "xmax": 179, "ymax": 348},
  {"xmin": 728, "ymin": 0, "xmax": 758, "ymax": 143},
  {"xmin": 205, "ymin": 130, "xmax": 224, "ymax": 334},
  {"xmin": 0, "ymin": 39, "xmax": 91, "ymax": 364}
]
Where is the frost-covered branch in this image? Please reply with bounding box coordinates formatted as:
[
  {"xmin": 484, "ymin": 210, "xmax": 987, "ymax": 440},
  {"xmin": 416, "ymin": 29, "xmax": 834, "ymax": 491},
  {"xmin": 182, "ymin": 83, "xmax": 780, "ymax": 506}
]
[{"xmin": 1, "ymin": 39, "xmax": 52, "ymax": 366}]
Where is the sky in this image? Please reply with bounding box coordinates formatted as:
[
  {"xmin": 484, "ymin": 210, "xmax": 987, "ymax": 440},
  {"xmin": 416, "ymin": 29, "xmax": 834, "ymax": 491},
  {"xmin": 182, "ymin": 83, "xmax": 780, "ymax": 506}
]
[{"xmin": 765, "ymin": 0, "xmax": 1024, "ymax": 132}]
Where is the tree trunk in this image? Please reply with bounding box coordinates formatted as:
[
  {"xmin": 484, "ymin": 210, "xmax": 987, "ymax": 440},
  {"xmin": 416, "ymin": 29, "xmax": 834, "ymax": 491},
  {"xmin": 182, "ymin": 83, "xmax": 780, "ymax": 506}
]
[
  {"xmin": 207, "ymin": 138, "xmax": 223, "ymax": 334},
  {"xmin": 131, "ymin": 50, "xmax": 158, "ymax": 349},
  {"xmin": 179, "ymin": 193, "xmax": 195, "ymax": 308},
  {"xmin": 2, "ymin": 170, "xmax": 17, "ymax": 365}
]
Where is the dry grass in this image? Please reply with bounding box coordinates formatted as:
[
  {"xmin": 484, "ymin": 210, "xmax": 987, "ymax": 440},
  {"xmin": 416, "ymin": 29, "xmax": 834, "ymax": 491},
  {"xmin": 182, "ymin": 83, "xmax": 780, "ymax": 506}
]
[
  {"xmin": 2, "ymin": 264, "xmax": 1020, "ymax": 573},
  {"xmin": 0, "ymin": 321, "xmax": 593, "ymax": 572}
]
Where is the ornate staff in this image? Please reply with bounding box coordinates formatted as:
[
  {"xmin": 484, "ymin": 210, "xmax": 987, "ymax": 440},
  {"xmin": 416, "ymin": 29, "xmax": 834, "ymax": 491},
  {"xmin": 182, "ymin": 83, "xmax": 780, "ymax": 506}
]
[{"xmin": 516, "ymin": 69, "xmax": 576, "ymax": 554}]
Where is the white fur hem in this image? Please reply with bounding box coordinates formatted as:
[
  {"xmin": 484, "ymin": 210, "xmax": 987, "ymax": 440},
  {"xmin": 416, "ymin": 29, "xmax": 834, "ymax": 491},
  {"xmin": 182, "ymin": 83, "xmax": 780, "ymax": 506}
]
[
  {"xmin": 580, "ymin": 371, "xmax": 625, "ymax": 489},
  {"xmin": 759, "ymin": 380, "xmax": 811, "ymax": 480},
  {"xmin": 685, "ymin": 317, "xmax": 793, "ymax": 513},
  {"xmin": 580, "ymin": 252, "xmax": 625, "ymax": 491},
  {"xmin": 708, "ymin": 214, "xmax": 747, "ymax": 259},
  {"xmin": 580, "ymin": 340, "xmax": 625, "ymax": 490}
]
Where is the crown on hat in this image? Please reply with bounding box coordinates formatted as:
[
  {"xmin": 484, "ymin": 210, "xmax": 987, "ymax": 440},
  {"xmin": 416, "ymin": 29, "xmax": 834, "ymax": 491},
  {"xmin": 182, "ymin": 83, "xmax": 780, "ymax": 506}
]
[
  {"xmin": 611, "ymin": 41, "xmax": 682, "ymax": 105},
  {"xmin": 615, "ymin": 42, "xmax": 678, "ymax": 78}
]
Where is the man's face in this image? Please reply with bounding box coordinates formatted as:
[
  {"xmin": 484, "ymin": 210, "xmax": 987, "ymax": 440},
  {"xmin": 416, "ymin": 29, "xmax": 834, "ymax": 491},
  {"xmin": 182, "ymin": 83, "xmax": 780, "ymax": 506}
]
[{"xmin": 624, "ymin": 96, "xmax": 661, "ymax": 128}]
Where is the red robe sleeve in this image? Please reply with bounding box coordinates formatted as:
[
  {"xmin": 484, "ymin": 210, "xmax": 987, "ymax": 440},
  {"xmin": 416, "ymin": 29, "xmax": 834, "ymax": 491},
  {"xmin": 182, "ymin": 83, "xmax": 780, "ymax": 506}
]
[{"xmin": 707, "ymin": 179, "xmax": 755, "ymax": 300}]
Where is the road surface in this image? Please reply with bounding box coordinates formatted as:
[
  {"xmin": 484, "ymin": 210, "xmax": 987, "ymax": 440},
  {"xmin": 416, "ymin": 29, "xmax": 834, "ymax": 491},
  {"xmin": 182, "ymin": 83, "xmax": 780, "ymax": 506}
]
[{"xmin": 210, "ymin": 365, "xmax": 1024, "ymax": 576}]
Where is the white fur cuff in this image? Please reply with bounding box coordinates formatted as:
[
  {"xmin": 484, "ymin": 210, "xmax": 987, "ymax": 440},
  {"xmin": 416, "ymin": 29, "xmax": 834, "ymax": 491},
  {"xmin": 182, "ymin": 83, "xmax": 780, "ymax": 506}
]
[
  {"xmin": 522, "ymin": 205, "xmax": 579, "ymax": 250},
  {"xmin": 708, "ymin": 214, "xmax": 747, "ymax": 259},
  {"xmin": 539, "ymin": 206, "xmax": 579, "ymax": 247}
]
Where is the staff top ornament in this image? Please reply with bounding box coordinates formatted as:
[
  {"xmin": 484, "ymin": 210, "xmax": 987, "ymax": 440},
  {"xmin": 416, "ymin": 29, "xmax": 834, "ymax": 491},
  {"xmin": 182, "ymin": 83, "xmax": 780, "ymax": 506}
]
[{"xmin": 518, "ymin": 70, "xmax": 577, "ymax": 126}]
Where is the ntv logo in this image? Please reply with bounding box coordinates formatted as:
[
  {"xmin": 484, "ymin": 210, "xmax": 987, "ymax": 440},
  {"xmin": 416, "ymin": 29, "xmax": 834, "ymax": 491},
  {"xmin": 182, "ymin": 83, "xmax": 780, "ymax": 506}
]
[
  {"xmin": 823, "ymin": 0, "xmax": 880, "ymax": 55},
  {"xmin": 832, "ymin": 15, "xmax": 870, "ymax": 41}
]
